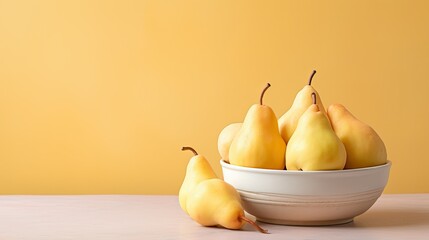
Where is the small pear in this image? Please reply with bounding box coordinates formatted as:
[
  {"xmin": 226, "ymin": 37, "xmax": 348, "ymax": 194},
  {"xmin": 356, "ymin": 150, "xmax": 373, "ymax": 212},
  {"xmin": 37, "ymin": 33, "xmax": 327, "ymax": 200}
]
[
  {"xmin": 327, "ymin": 104, "xmax": 387, "ymax": 169},
  {"xmin": 187, "ymin": 178, "xmax": 267, "ymax": 233},
  {"xmin": 218, "ymin": 123, "xmax": 242, "ymax": 163},
  {"xmin": 179, "ymin": 147, "xmax": 217, "ymax": 214},
  {"xmin": 229, "ymin": 83, "xmax": 286, "ymax": 169},
  {"xmin": 279, "ymin": 70, "xmax": 327, "ymax": 144},
  {"xmin": 286, "ymin": 93, "xmax": 346, "ymax": 171}
]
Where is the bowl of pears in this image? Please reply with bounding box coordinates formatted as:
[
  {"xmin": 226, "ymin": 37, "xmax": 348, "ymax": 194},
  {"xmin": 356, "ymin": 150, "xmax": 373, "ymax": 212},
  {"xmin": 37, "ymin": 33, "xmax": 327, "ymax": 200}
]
[{"xmin": 218, "ymin": 71, "xmax": 391, "ymax": 226}]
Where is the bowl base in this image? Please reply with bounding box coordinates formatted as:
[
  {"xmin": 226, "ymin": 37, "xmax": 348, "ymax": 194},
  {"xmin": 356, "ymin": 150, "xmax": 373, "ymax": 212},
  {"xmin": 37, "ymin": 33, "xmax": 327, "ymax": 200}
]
[{"xmin": 256, "ymin": 217, "xmax": 353, "ymax": 226}]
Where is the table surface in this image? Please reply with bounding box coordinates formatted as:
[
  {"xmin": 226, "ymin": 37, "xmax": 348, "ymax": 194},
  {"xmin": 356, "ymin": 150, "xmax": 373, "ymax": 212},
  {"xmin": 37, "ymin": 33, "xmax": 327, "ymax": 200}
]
[{"xmin": 0, "ymin": 194, "xmax": 428, "ymax": 240}]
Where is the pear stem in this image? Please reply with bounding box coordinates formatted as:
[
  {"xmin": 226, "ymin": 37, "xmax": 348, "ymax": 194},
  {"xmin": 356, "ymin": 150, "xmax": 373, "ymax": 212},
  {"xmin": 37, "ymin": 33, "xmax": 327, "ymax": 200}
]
[
  {"xmin": 311, "ymin": 92, "xmax": 316, "ymax": 105},
  {"xmin": 308, "ymin": 70, "xmax": 317, "ymax": 85},
  {"xmin": 181, "ymin": 146, "xmax": 198, "ymax": 156},
  {"xmin": 239, "ymin": 216, "xmax": 268, "ymax": 234},
  {"xmin": 311, "ymin": 92, "xmax": 320, "ymax": 111},
  {"xmin": 259, "ymin": 83, "xmax": 271, "ymax": 105}
]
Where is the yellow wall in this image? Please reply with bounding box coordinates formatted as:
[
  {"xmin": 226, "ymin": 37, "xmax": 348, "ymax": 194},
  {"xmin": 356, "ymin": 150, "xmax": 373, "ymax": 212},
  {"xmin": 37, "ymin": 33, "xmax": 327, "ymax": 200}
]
[{"xmin": 1, "ymin": 0, "xmax": 428, "ymax": 194}]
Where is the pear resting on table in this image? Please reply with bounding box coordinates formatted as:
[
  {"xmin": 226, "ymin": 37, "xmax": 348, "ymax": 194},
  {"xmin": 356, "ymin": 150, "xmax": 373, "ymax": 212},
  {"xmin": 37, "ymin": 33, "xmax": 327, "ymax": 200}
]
[
  {"xmin": 179, "ymin": 146, "xmax": 268, "ymax": 234},
  {"xmin": 218, "ymin": 71, "xmax": 387, "ymax": 171}
]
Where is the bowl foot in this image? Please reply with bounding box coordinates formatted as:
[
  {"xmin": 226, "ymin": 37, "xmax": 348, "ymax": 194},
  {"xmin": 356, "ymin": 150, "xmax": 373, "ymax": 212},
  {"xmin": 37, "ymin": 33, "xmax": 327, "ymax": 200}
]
[{"xmin": 256, "ymin": 217, "xmax": 354, "ymax": 226}]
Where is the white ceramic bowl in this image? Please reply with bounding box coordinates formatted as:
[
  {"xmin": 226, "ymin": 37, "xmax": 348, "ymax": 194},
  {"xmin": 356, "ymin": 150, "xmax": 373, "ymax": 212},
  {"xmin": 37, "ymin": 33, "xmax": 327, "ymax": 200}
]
[{"xmin": 221, "ymin": 160, "xmax": 391, "ymax": 226}]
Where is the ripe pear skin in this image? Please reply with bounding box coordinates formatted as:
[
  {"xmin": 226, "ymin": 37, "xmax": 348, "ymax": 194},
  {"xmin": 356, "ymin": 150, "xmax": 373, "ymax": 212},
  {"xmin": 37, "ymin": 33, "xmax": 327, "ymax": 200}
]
[
  {"xmin": 286, "ymin": 104, "xmax": 346, "ymax": 171},
  {"xmin": 278, "ymin": 71, "xmax": 326, "ymax": 144},
  {"xmin": 179, "ymin": 148, "xmax": 217, "ymax": 214},
  {"xmin": 218, "ymin": 123, "xmax": 242, "ymax": 162},
  {"xmin": 186, "ymin": 179, "xmax": 246, "ymax": 230},
  {"xmin": 327, "ymin": 104, "xmax": 387, "ymax": 169},
  {"xmin": 229, "ymin": 104, "xmax": 286, "ymax": 170}
]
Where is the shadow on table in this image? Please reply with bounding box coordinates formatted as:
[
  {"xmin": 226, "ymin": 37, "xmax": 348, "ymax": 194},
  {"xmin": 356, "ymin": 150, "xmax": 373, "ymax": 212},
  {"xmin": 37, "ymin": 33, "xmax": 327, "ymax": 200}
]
[{"xmin": 339, "ymin": 209, "xmax": 429, "ymax": 228}]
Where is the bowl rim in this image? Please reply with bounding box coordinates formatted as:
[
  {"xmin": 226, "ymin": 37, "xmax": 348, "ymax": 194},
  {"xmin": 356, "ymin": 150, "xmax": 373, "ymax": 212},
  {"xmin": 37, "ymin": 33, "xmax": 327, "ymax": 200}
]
[{"xmin": 220, "ymin": 160, "xmax": 391, "ymax": 175}]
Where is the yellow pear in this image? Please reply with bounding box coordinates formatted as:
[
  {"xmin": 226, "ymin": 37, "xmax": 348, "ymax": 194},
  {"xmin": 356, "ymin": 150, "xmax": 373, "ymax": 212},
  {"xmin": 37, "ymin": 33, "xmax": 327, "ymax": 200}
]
[
  {"xmin": 279, "ymin": 70, "xmax": 327, "ymax": 144},
  {"xmin": 218, "ymin": 123, "xmax": 242, "ymax": 163},
  {"xmin": 179, "ymin": 146, "xmax": 217, "ymax": 214},
  {"xmin": 229, "ymin": 83, "xmax": 286, "ymax": 169},
  {"xmin": 286, "ymin": 93, "xmax": 346, "ymax": 170},
  {"xmin": 327, "ymin": 104, "xmax": 387, "ymax": 169},
  {"xmin": 186, "ymin": 178, "xmax": 267, "ymax": 233}
]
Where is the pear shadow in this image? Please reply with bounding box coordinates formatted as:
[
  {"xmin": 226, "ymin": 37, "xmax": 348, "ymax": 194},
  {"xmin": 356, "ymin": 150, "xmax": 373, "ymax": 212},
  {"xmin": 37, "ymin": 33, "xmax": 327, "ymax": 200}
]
[{"xmin": 337, "ymin": 208, "xmax": 429, "ymax": 228}]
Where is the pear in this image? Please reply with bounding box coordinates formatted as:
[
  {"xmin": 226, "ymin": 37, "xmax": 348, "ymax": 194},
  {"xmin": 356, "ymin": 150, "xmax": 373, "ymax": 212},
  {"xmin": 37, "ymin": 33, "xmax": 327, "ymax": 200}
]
[
  {"xmin": 327, "ymin": 104, "xmax": 387, "ymax": 169},
  {"xmin": 179, "ymin": 146, "xmax": 217, "ymax": 214},
  {"xmin": 279, "ymin": 70, "xmax": 327, "ymax": 144},
  {"xmin": 187, "ymin": 178, "xmax": 267, "ymax": 233},
  {"xmin": 229, "ymin": 83, "xmax": 286, "ymax": 170},
  {"xmin": 218, "ymin": 123, "xmax": 242, "ymax": 163},
  {"xmin": 286, "ymin": 93, "xmax": 346, "ymax": 171}
]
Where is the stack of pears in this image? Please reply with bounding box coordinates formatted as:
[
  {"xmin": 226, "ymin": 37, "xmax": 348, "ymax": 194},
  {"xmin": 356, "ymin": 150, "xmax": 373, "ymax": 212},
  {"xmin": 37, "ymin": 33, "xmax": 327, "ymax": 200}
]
[
  {"xmin": 179, "ymin": 71, "xmax": 387, "ymax": 234},
  {"xmin": 218, "ymin": 71, "xmax": 387, "ymax": 170},
  {"xmin": 179, "ymin": 147, "xmax": 267, "ymax": 233}
]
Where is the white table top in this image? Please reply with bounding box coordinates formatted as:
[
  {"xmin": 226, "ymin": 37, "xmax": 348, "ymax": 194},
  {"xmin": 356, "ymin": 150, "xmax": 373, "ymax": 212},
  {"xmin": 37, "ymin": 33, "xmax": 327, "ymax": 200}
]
[{"xmin": 0, "ymin": 194, "xmax": 428, "ymax": 239}]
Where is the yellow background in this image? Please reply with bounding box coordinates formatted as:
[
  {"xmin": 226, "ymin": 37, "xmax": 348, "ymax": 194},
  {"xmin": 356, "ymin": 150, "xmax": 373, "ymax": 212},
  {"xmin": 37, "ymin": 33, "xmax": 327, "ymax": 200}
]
[{"xmin": 1, "ymin": 0, "xmax": 428, "ymax": 194}]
